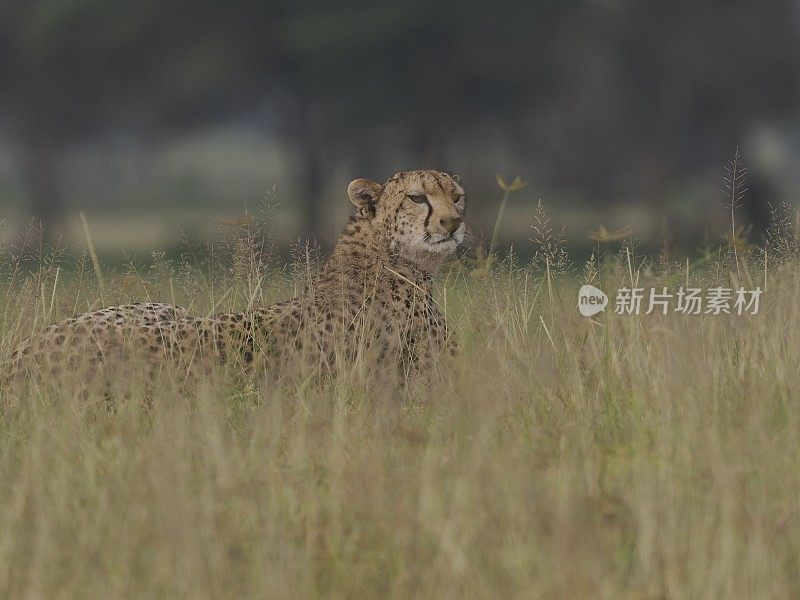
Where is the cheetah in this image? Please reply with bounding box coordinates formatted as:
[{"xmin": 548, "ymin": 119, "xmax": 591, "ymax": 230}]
[{"xmin": 4, "ymin": 170, "xmax": 466, "ymax": 387}]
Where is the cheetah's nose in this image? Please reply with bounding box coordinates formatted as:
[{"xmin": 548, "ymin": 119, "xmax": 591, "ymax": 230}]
[{"xmin": 440, "ymin": 216, "xmax": 462, "ymax": 235}]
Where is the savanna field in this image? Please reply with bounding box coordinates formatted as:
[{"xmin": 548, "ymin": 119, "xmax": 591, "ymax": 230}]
[{"xmin": 2, "ymin": 198, "xmax": 800, "ymax": 599}]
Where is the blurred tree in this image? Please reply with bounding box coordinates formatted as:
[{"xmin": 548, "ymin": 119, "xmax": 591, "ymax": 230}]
[
  {"xmin": 0, "ymin": 0, "xmax": 798, "ymax": 237},
  {"xmin": 0, "ymin": 0, "xmax": 287, "ymax": 231}
]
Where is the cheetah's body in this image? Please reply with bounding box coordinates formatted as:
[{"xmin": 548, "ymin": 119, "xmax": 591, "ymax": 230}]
[{"xmin": 6, "ymin": 170, "xmax": 466, "ymax": 385}]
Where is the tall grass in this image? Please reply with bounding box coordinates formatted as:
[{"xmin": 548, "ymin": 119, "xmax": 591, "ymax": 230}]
[{"xmin": 1, "ymin": 200, "xmax": 800, "ymax": 598}]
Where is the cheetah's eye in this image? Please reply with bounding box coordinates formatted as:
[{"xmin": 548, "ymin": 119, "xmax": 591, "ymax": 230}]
[
  {"xmin": 407, "ymin": 194, "xmax": 428, "ymax": 204},
  {"xmin": 454, "ymin": 195, "xmax": 465, "ymax": 205}
]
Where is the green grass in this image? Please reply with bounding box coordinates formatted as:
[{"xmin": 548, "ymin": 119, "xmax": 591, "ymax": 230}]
[{"xmin": 1, "ymin": 212, "xmax": 800, "ymax": 598}]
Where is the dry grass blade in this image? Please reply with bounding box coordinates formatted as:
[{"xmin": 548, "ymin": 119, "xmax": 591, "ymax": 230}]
[
  {"xmin": 79, "ymin": 211, "xmax": 105, "ymax": 297},
  {"xmin": 0, "ymin": 196, "xmax": 799, "ymax": 598}
]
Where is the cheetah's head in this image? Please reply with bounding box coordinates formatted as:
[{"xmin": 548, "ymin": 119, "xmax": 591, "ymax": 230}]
[{"xmin": 347, "ymin": 170, "xmax": 466, "ymax": 264}]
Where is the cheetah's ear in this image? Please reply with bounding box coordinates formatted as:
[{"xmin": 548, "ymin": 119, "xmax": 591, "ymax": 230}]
[{"xmin": 347, "ymin": 179, "xmax": 383, "ymax": 218}]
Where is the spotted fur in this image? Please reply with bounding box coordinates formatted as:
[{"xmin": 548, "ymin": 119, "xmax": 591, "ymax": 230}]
[{"xmin": 5, "ymin": 170, "xmax": 466, "ymax": 386}]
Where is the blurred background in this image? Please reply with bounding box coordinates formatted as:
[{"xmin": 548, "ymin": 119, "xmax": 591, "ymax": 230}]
[{"xmin": 1, "ymin": 0, "xmax": 799, "ymax": 260}]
